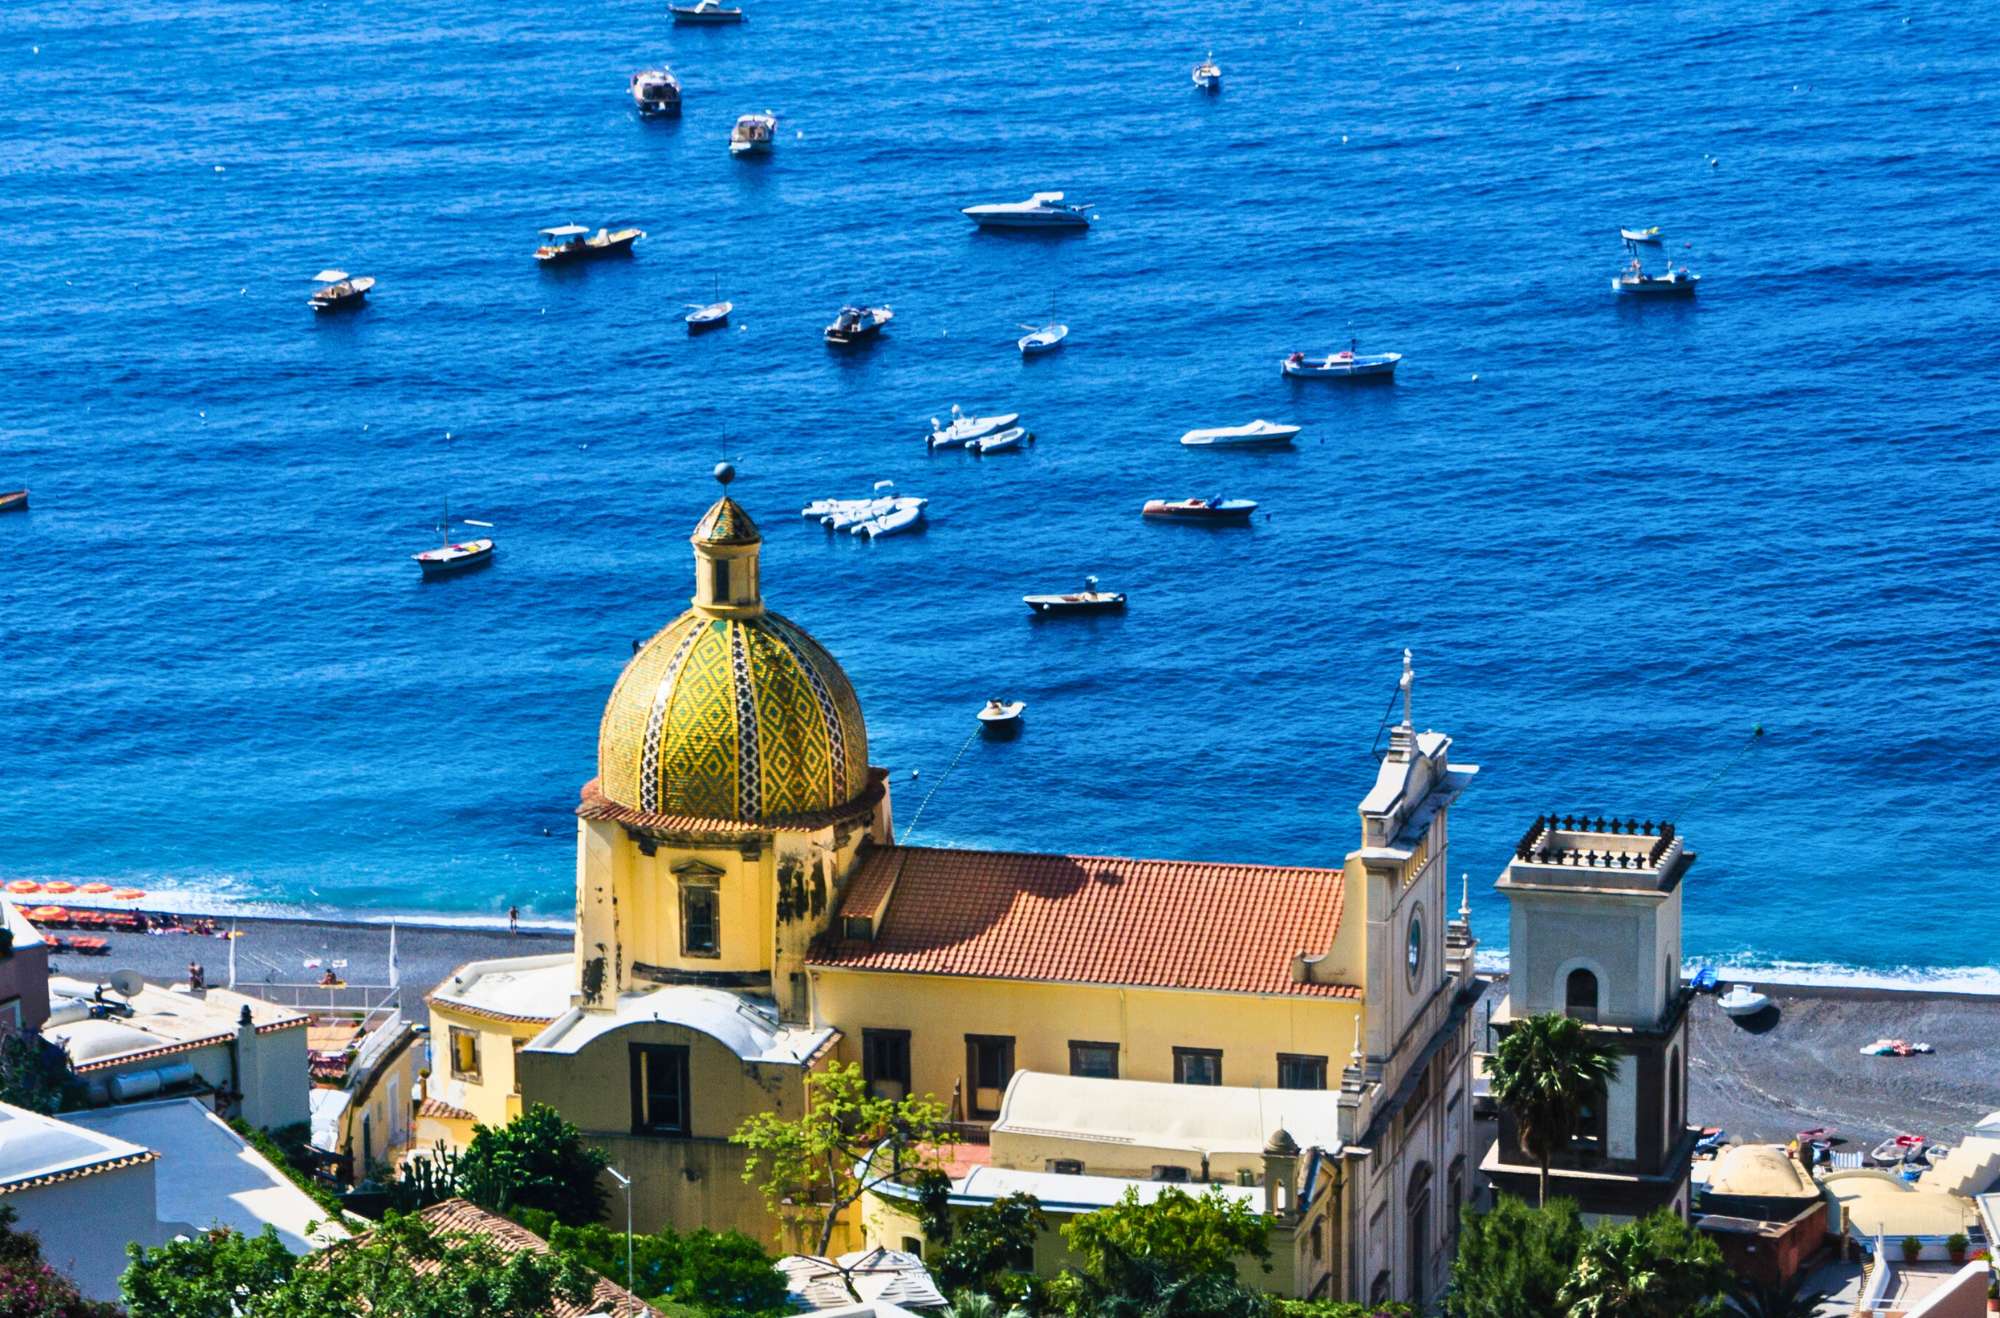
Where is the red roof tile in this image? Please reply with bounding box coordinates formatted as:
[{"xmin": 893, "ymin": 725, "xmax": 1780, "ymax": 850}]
[
  {"xmin": 402, "ymin": 1200, "xmax": 660, "ymax": 1318},
  {"xmin": 808, "ymin": 846, "xmax": 1357, "ymax": 998}
]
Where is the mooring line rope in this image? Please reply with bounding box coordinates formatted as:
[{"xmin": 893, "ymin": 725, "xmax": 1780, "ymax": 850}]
[
  {"xmin": 1675, "ymin": 723, "xmax": 1765, "ymax": 818},
  {"xmin": 900, "ymin": 725, "xmax": 983, "ymax": 844}
]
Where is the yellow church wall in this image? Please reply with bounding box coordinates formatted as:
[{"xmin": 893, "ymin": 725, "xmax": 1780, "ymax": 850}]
[
  {"xmin": 423, "ymin": 1000, "xmax": 551, "ymax": 1136},
  {"xmin": 809, "ymin": 969, "xmax": 1363, "ymax": 1107}
]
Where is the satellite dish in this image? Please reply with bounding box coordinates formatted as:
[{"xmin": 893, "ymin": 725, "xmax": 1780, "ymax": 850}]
[{"xmin": 107, "ymin": 969, "xmax": 144, "ymax": 998}]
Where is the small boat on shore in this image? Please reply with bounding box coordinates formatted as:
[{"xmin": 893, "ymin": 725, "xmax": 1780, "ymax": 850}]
[
  {"xmin": 1692, "ymin": 965, "xmax": 1718, "ymax": 993},
  {"xmin": 826, "ymin": 304, "xmax": 892, "ymax": 345},
  {"xmin": 670, "ymin": 0, "xmax": 744, "ymax": 23},
  {"xmin": 962, "ymin": 192, "xmax": 1094, "ymax": 231},
  {"xmin": 730, "ymin": 111, "xmax": 777, "ymax": 156},
  {"xmin": 310, "ymin": 269, "xmax": 375, "ymax": 312},
  {"xmin": 1717, "ymin": 984, "xmax": 1770, "ymax": 1018},
  {"xmin": 1870, "ymin": 1133, "xmax": 1928, "ymax": 1166},
  {"xmin": 1018, "ymin": 323, "xmax": 1068, "ymax": 355},
  {"xmin": 1192, "ymin": 53, "xmax": 1221, "ymax": 92},
  {"xmin": 978, "ymin": 699, "xmax": 1025, "ymax": 737},
  {"xmin": 1283, "ymin": 342, "xmax": 1401, "ymax": 380},
  {"xmin": 1025, "ymin": 576, "xmax": 1126, "ymax": 615},
  {"xmin": 630, "ymin": 67, "xmax": 682, "ymax": 115},
  {"xmin": 928, "ymin": 407, "xmax": 1018, "ymax": 449},
  {"xmin": 1614, "ymin": 228, "xmax": 1699, "ymax": 297},
  {"xmin": 1143, "ymin": 496, "xmax": 1257, "ymax": 522},
  {"xmin": 0, "ymin": 490, "xmax": 27, "ymax": 513},
  {"xmin": 535, "ymin": 224, "xmax": 644, "ymax": 264},
  {"xmin": 972, "ymin": 427, "xmax": 1030, "ymax": 453},
  {"xmin": 1181, "ymin": 419, "xmax": 1299, "ymax": 448}
]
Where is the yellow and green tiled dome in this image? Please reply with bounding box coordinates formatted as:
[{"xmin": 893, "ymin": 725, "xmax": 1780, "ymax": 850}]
[{"xmin": 597, "ymin": 608, "xmax": 870, "ymax": 825}]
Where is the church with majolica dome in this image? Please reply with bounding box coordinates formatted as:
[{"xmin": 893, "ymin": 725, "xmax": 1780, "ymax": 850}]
[{"xmin": 423, "ymin": 469, "xmax": 1488, "ymax": 1309}]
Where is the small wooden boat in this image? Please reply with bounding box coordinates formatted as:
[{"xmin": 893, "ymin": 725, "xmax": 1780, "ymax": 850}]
[
  {"xmin": 535, "ymin": 224, "xmax": 645, "ymax": 264},
  {"xmin": 686, "ymin": 277, "xmax": 731, "ymax": 331},
  {"xmin": 826, "ymin": 304, "xmax": 892, "ymax": 345},
  {"xmin": 1018, "ymin": 323, "xmax": 1068, "ymax": 355},
  {"xmin": 1025, "ymin": 576, "xmax": 1126, "ymax": 615},
  {"xmin": 1192, "ymin": 53, "xmax": 1221, "ymax": 91},
  {"xmin": 1180, "ymin": 419, "xmax": 1300, "ymax": 448},
  {"xmin": 1870, "ymin": 1134, "xmax": 1928, "ymax": 1166},
  {"xmin": 1283, "ymin": 342, "xmax": 1401, "ymax": 379},
  {"xmin": 730, "ymin": 111, "xmax": 777, "ymax": 156},
  {"xmin": 414, "ymin": 538, "xmax": 496, "ymax": 577},
  {"xmin": 310, "ymin": 269, "xmax": 375, "ymax": 312},
  {"xmin": 977, "ymin": 699, "xmax": 1025, "ymax": 737},
  {"xmin": 630, "ymin": 67, "xmax": 682, "ymax": 116},
  {"xmin": 1717, "ymin": 984, "xmax": 1770, "ymax": 1018},
  {"xmin": 0, "ymin": 490, "xmax": 25, "ymax": 513},
  {"xmin": 972, "ymin": 427, "xmax": 1031, "ymax": 453},
  {"xmin": 928, "ymin": 408, "xmax": 1018, "ymax": 449},
  {"xmin": 670, "ymin": 0, "xmax": 744, "ymax": 23},
  {"xmin": 1143, "ymin": 496, "xmax": 1257, "ymax": 521}
]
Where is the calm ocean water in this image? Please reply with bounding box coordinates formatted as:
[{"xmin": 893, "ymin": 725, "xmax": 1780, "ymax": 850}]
[{"xmin": 4, "ymin": 0, "xmax": 1998, "ymax": 987}]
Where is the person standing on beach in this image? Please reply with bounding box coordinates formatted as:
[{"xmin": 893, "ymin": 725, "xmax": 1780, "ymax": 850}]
[{"xmin": 509, "ymin": 905, "xmax": 519, "ymax": 935}]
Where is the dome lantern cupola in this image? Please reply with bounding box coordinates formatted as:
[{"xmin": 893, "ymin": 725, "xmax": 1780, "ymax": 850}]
[{"xmin": 691, "ymin": 462, "xmax": 762, "ymax": 618}]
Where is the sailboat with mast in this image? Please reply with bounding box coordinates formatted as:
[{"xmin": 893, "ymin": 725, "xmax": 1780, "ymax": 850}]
[
  {"xmin": 685, "ymin": 274, "xmax": 732, "ymax": 331},
  {"xmin": 411, "ymin": 496, "xmax": 496, "ymax": 577}
]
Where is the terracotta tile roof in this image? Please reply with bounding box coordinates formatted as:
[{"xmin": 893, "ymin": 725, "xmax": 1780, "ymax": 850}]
[
  {"xmin": 415, "ymin": 1098, "xmax": 476, "ymax": 1122},
  {"xmin": 574, "ymin": 768, "xmax": 886, "ymax": 835},
  {"xmin": 399, "ymin": 1200, "xmax": 660, "ymax": 1318},
  {"xmin": 809, "ymin": 846, "xmax": 1358, "ymax": 998},
  {"xmin": 0, "ymin": 1150, "xmax": 157, "ymax": 1196}
]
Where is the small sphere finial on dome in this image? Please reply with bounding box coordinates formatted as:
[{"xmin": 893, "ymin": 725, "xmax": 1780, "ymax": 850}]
[{"xmin": 714, "ymin": 460, "xmax": 736, "ymax": 487}]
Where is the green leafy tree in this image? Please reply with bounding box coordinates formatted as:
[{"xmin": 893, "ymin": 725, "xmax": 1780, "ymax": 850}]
[
  {"xmin": 1556, "ymin": 1209, "xmax": 1728, "ymax": 1318},
  {"xmin": 1058, "ymin": 1252, "xmax": 1270, "ymax": 1318},
  {"xmin": 1488, "ymin": 1012, "xmax": 1620, "ymax": 1206},
  {"xmin": 1276, "ymin": 1303, "xmax": 1415, "ymax": 1317},
  {"xmin": 1050, "ymin": 1186, "xmax": 1273, "ymax": 1317},
  {"xmin": 454, "ymin": 1103, "xmax": 609, "ymax": 1226},
  {"xmin": 510, "ymin": 1208, "xmax": 789, "ymax": 1316},
  {"xmin": 121, "ymin": 1225, "xmax": 298, "ymax": 1318},
  {"xmin": 1442, "ymin": 1194, "xmax": 1585, "ymax": 1318},
  {"xmin": 731, "ymin": 1061, "xmax": 949, "ymax": 1256},
  {"xmin": 943, "ymin": 1295, "xmax": 1031, "ymax": 1318},
  {"xmin": 1726, "ymin": 1270, "xmax": 1832, "ymax": 1318},
  {"xmin": 0, "ymin": 1204, "xmax": 123, "ymax": 1318},
  {"xmin": 0, "ymin": 1031, "xmax": 80, "ymax": 1115},
  {"xmin": 926, "ymin": 1193, "xmax": 1047, "ymax": 1307}
]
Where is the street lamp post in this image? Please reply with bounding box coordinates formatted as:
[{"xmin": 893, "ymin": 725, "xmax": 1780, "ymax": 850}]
[{"xmin": 606, "ymin": 1166, "xmax": 634, "ymax": 1292}]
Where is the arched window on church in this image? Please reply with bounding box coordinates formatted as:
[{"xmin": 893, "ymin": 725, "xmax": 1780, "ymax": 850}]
[
  {"xmin": 1668, "ymin": 1045, "xmax": 1683, "ymax": 1138},
  {"xmin": 1565, "ymin": 968, "xmax": 1599, "ymax": 1023},
  {"xmin": 1406, "ymin": 1162, "xmax": 1434, "ymax": 1308}
]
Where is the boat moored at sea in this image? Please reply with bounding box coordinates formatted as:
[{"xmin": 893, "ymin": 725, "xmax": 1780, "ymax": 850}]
[
  {"xmin": 1283, "ymin": 340, "xmax": 1401, "ymax": 380},
  {"xmin": 0, "ymin": 490, "xmax": 29, "ymax": 514},
  {"xmin": 971, "ymin": 427, "xmax": 1031, "ymax": 453},
  {"xmin": 630, "ymin": 67, "xmax": 682, "ymax": 115},
  {"xmin": 961, "ymin": 192, "xmax": 1094, "ymax": 231},
  {"xmin": 977, "ymin": 699, "xmax": 1025, "ymax": 736},
  {"xmin": 1180, "ymin": 419, "xmax": 1300, "ymax": 448},
  {"xmin": 927, "ymin": 407, "xmax": 1019, "ymax": 449},
  {"xmin": 825, "ymin": 304, "xmax": 892, "ymax": 345},
  {"xmin": 1143, "ymin": 496, "xmax": 1257, "ymax": 521},
  {"xmin": 685, "ymin": 275, "xmax": 731, "ymax": 331},
  {"xmin": 1613, "ymin": 227, "xmax": 1700, "ymax": 297},
  {"xmin": 1018, "ymin": 323, "xmax": 1068, "ymax": 355},
  {"xmin": 309, "ymin": 269, "xmax": 375, "ymax": 312},
  {"xmin": 670, "ymin": 0, "xmax": 744, "ymax": 23},
  {"xmin": 729, "ymin": 111, "xmax": 777, "ymax": 156},
  {"xmin": 850, "ymin": 503, "xmax": 925, "ymax": 539},
  {"xmin": 1024, "ymin": 576, "xmax": 1127, "ymax": 615},
  {"xmin": 535, "ymin": 224, "xmax": 645, "ymax": 263},
  {"xmin": 1192, "ymin": 53, "xmax": 1221, "ymax": 91}
]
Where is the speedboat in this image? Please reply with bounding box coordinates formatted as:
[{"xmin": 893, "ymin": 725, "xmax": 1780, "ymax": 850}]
[
  {"xmin": 1717, "ymin": 984, "xmax": 1770, "ymax": 1017},
  {"xmin": 1192, "ymin": 53, "xmax": 1221, "ymax": 91},
  {"xmin": 535, "ymin": 224, "xmax": 644, "ymax": 263},
  {"xmin": 1018, "ymin": 323, "xmax": 1068, "ymax": 355},
  {"xmin": 0, "ymin": 490, "xmax": 27, "ymax": 513},
  {"xmin": 670, "ymin": 0, "xmax": 744, "ymax": 23},
  {"xmin": 972, "ymin": 427, "xmax": 1030, "ymax": 453},
  {"xmin": 807, "ymin": 490, "xmax": 927, "ymax": 528},
  {"xmin": 1143, "ymin": 496, "xmax": 1257, "ymax": 522},
  {"xmin": 1613, "ymin": 228, "xmax": 1699, "ymax": 297},
  {"xmin": 1283, "ymin": 342, "xmax": 1401, "ymax": 379},
  {"xmin": 1024, "ymin": 576, "xmax": 1126, "ymax": 615},
  {"xmin": 977, "ymin": 699, "xmax": 1025, "ymax": 737},
  {"xmin": 630, "ymin": 67, "xmax": 681, "ymax": 115},
  {"xmin": 413, "ymin": 537, "xmax": 495, "ymax": 578},
  {"xmin": 927, "ymin": 407, "xmax": 1018, "ymax": 449},
  {"xmin": 1180, "ymin": 419, "xmax": 1300, "ymax": 448},
  {"xmin": 729, "ymin": 111, "xmax": 776, "ymax": 156},
  {"xmin": 825, "ymin": 304, "xmax": 892, "ymax": 345},
  {"xmin": 852, "ymin": 504, "xmax": 924, "ymax": 539},
  {"xmin": 309, "ymin": 269, "xmax": 374, "ymax": 312},
  {"xmin": 961, "ymin": 192, "xmax": 1094, "ymax": 231}
]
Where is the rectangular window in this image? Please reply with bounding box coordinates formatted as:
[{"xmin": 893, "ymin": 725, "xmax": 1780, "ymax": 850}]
[
  {"xmin": 1278, "ymin": 1053, "xmax": 1328, "ymax": 1091},
  {"xmin": 629, "ymin": 1043, "xmax": 691, "ymax": 1135},
  {"xmin": 862, "ymin": 1029, "xmax": 911, "ymax": 1101},
  {"xmin": 712, "ymin": 559, "xmax": 732, "ymax": 600},
  {"xmin": 681, "ymin": 880, "xmax": 719, "ymax": 957},
  {"xmin": 511, "ymin": 1038, "xmax": 525, "ymax": 1094},
  {"xmin": 0, "ymin": 998, "xmax": 20, "ymax": 1032},
  {"xmin": 1048, "ymin": 1158, "xmax": 1084, "ymax": 1175},
  {"xmin": 1173, "ymin": 1047, "xmax": 1223, "ymax": 1086},
  {"xmin": 966, "ymin": 1035, "xmax": 1015, "ymax": 1118},
  {"xmin": 1068, "ymin": 1040, "xmax": 1119, "ymax": 1080},
  {"xmin": 449, "ymin": 1027, "xmax": 481, "ymax": 1081}
]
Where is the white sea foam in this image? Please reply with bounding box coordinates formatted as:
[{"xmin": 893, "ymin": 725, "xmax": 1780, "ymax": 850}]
[{"xmin": 1474, "ymin": 949, "xmax": 2000, "ymax": 997}]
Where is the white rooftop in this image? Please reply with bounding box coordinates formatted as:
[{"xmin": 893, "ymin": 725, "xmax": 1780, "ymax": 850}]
[
  {"xmin": 956, "ymin": 1164, "xmax": 1262, "ymax": 1214},
  {"xmin": 430, "ymin": 954, "xmax": 571, "ymax": 1021},
  {"xmin": 0, "ymin": 1099, "xmax": 152, "ymax": 1192},
  {"xmin": 530, "ymin": 983, "xmax": 835, "ymax": 1065},
  {"xmin": 66, "ymin": 1097, "xmax": 346, "ymax": 1251},
  {"xmin": 992, "ymin": 1071, "xmax": 1346, "ymax": 1159},
  {"xmin": 44, "ymin": 976, "xmax": 305, "ymax": 1071}
]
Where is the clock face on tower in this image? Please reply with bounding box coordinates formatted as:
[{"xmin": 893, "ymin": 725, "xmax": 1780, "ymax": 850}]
[{"xmin": 1407, "ymin": 911, "xmax": 1424, "ymax": 986}]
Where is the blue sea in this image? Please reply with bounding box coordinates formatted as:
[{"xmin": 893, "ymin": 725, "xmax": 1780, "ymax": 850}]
[{"xmin": 5, "ymin": 0, "xmax": 1998, "ymax": 989}]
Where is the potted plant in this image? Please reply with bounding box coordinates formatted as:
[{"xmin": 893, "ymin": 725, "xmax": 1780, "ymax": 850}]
[
  {"xmin": 1948, "ymin": 1233, "xmax": 1969, "ymax": 1264},
  {"xmin": 1902, "ymin": 1236, "xmax": 1924, "ymax": 1263},
  {"xmin": 1984, "ymin": 1278, "xmax": 1996, "ymax": 1314}
]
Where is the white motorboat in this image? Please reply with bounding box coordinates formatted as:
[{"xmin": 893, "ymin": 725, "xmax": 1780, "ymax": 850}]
[
  {"xmin": 630, "ymin": 67, "xmax": 681, "ymax": 116},
  {"xmin": 670, "ymin": 0, "xmax": 743, "ymax": 23},
  {"xmin": 1192, "ymin": 53, "xmax": 1221, "ymax": 91},
  {"xmin": 825, "ymin": 304, "xmax": 892, "ymax": 345},
  {"xmin": 1717, "ymin": 985, "xmax": 1770, "ymax": 1018},
  {"xmin": 977, "ymin": 699, "xmax": 1025, "ymax": 735},
  {"xmin": 1018, "ymin": 323, "xmax": 1068, "ymax": 355},
  {"xmin": 961, "ymin": 192, "xmax": 1094, "ymax": 231},
  {"xmin": 1614, "ymin": 228, "xmax": 1699, "ymax": 297},
  {"xmin": 1283, "ymin": 342, "xmax": 1401, "ymax": 380},
  {"xmin": 309, "ymin": 269, "xmax": 375, "ymax": 312},
  {"xmin": 972, "ymin": 427, "xmax": 1031, "ymax": 453},
  {"xmin": 927, "ymin": 407, "xmax": 1018, "ymax": 449},
  {"xmin": 1180, "ymin": 419, "xmax": 1300, "ymax": 448},
  {"xmin": 1620, "ymin": 226, "xmax": 1664, "ymax": 246},
  {"xmin": 1024, "ymin": 576, "xmax": 1126, "ymax": 615},
  {"xmin": 852, "ymin": 504, "xmax": 925, "ymax": 539},
  {"xmin": 730, "ymin": 111, "xmax": 777, "ymax": 157}
]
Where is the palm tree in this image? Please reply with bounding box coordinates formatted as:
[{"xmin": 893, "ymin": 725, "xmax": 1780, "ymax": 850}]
[
  {"xmin": 1488, "ymin": 1011, "xmax": 1620, "ymax": 1206},
  {"xmin": 1726, "ymin": 1273, "xmax": 1831, "ymax": 1318},
  {"xmin": 945, "ymin": 1295, "xmax": 1030, "ymax": 1318},
  {"xmin": 1558, "ymin": 1228, "xmax": 1668, "ymax": 1317}
]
